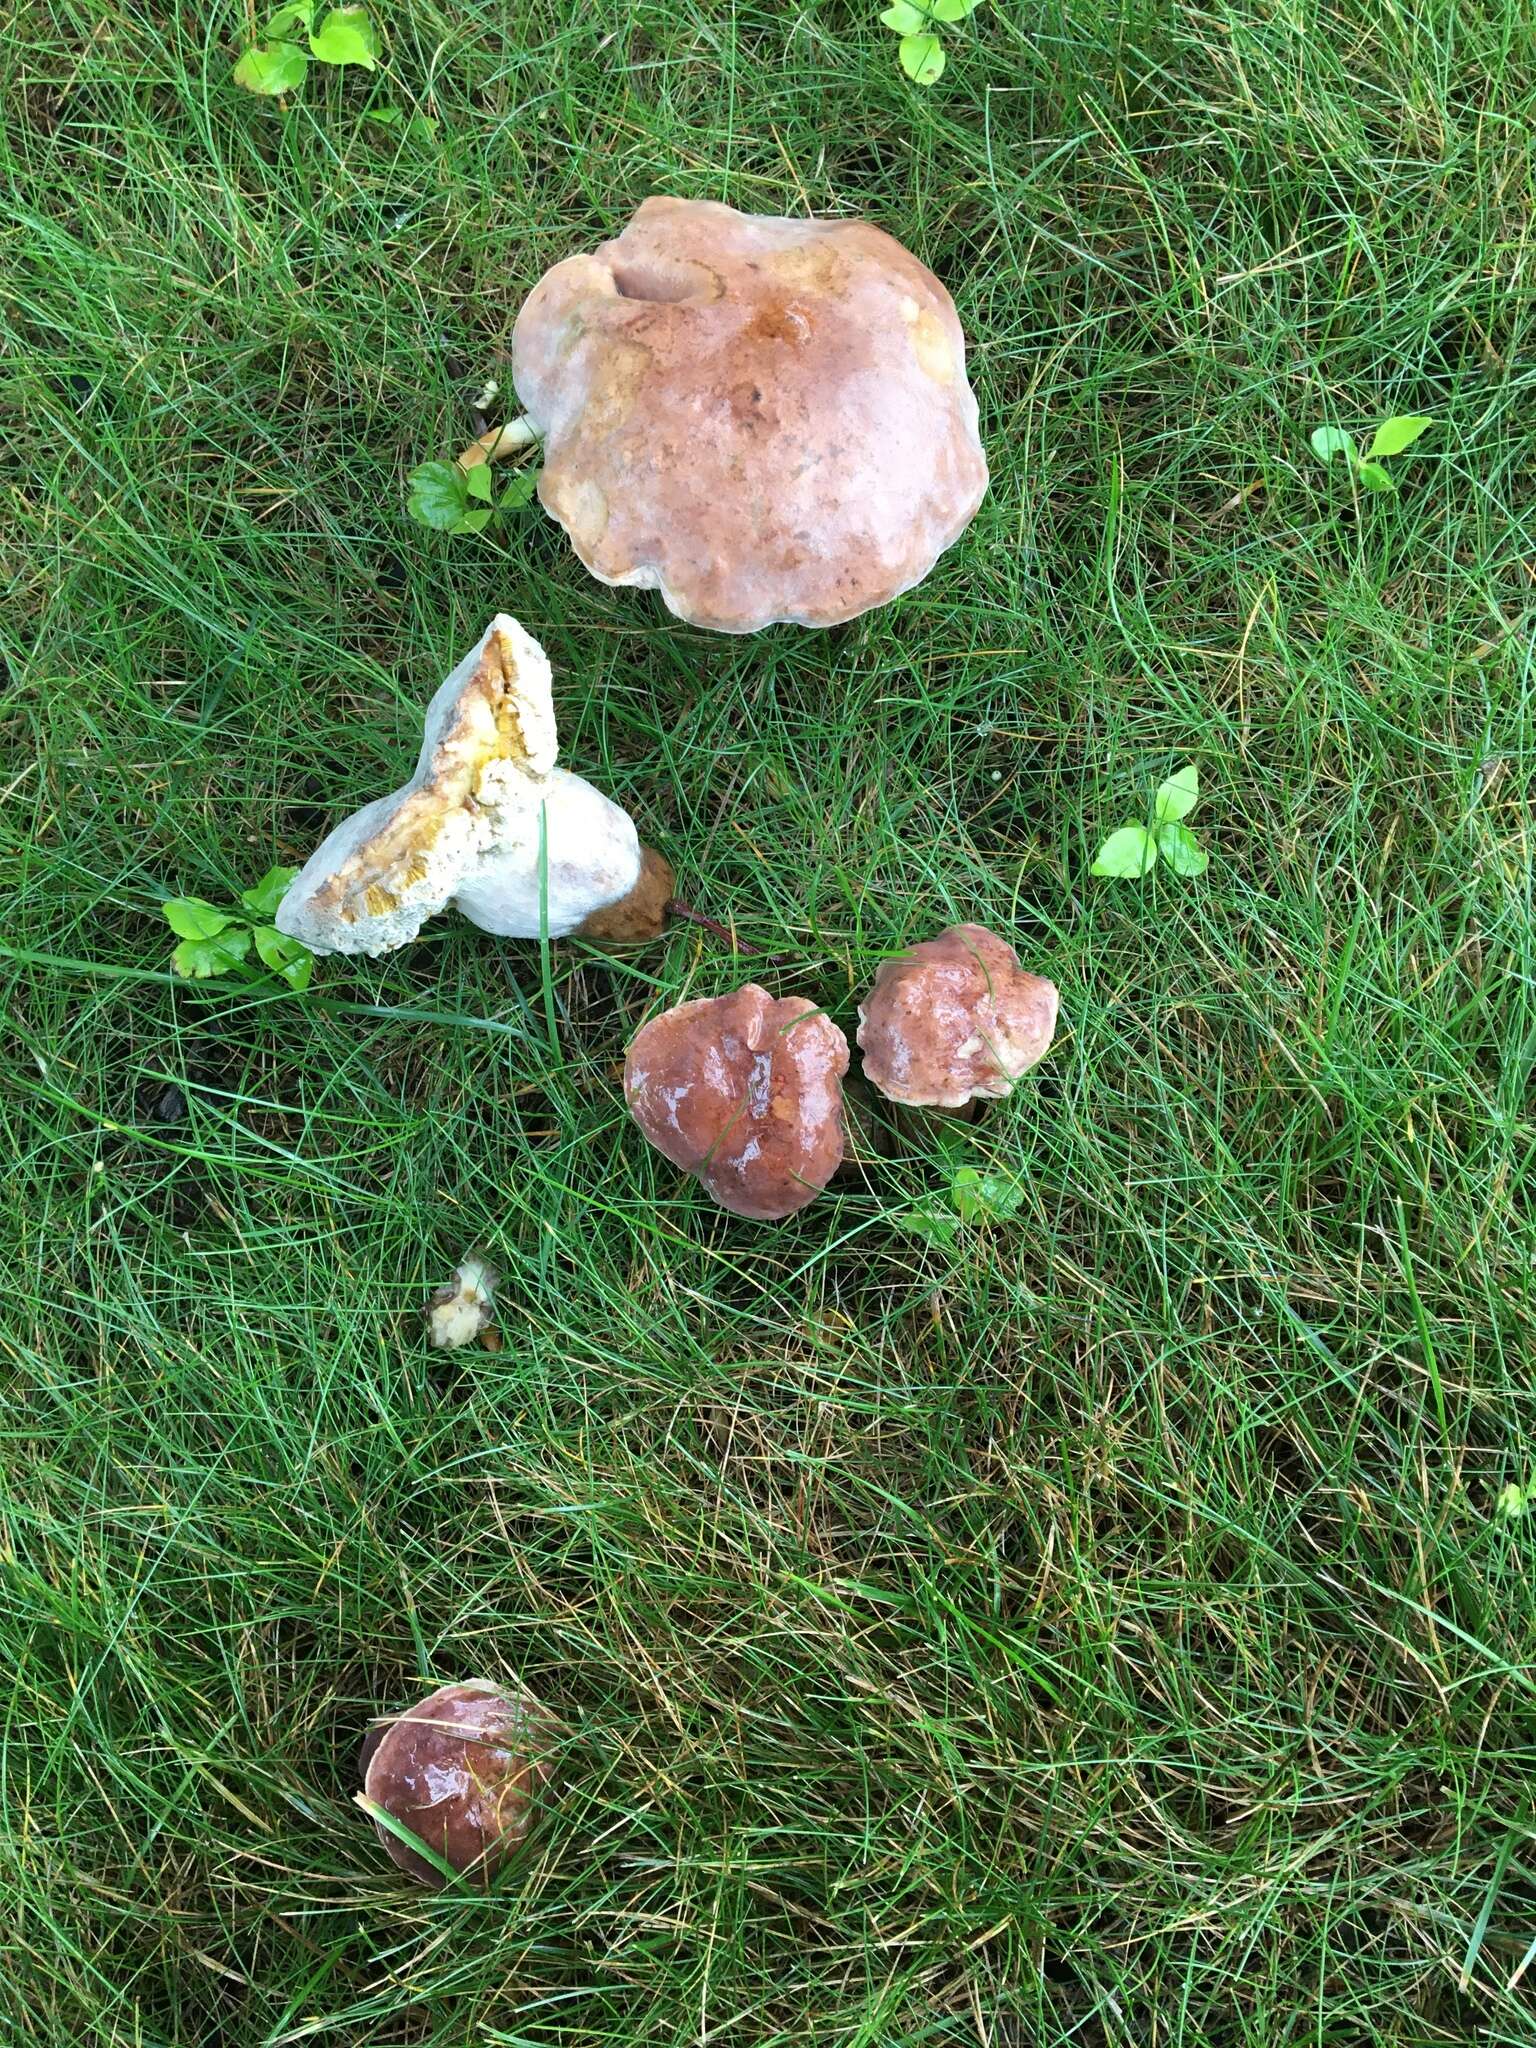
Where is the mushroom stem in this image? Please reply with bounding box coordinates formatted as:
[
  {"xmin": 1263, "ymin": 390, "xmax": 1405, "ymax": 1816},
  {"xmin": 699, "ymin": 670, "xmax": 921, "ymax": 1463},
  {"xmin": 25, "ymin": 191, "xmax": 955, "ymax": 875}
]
[
  {"xmin": 836, "ymin": 1075, "xmax": 899, "ymax": 1177},
  {"xmin": 458, "ymin": 416, "xmax": 539, "ymax": 468},
  {"xmin": 665, "ymin": 898, "xmax": 737, "ymax": 950},
  {"xmin": 892, "ymin": 1100, "xmax": 983, "ymax": 1147}
]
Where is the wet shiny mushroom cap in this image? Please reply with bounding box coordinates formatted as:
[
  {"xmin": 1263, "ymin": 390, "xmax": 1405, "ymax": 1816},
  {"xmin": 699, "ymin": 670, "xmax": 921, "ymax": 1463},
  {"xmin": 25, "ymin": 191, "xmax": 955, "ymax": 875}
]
[
  {"xmin": 856, "ymin": 924, "xmax": 1059, "ymax": 1109},
  {"xmin": 512, "ymin": 196, "xmax": 988, "ymax": 632},
  {"xmin": 361, "ymin": 1678, "xmax": 555, "ymax": 1886},
  {"xmin": 624, "ymin": 984, "xmax": 850, "ymax": 1219}
]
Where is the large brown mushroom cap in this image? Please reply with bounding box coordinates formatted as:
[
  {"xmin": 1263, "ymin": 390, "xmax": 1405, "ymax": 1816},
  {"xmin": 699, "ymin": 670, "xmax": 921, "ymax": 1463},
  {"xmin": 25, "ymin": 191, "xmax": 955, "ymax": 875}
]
[
  {"xmin": 624, "ymin": 985, "xmax": 849, "ymax": 1219},
  {"xmin": 512, "ymin": 197, "xmax": 988, "ymax": 633},
  {"xmin": 857, "ymin": 925, "xmax": 1059, "ymax": 1110},
  {"xmin": 361, "ymin": 1678, "xmax": 555, "ymax": 1887}
]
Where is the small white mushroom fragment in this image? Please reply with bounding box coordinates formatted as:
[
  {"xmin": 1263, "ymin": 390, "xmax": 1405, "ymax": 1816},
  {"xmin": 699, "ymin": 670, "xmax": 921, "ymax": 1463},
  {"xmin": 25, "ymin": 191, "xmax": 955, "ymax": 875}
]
[
  {"xmin": 424, "ymin": 1250, "xmax": 498, "ymax": 1350},
  {"xmin": 275, "ymin": 616, "xmax": 673, "ymax": 957}
]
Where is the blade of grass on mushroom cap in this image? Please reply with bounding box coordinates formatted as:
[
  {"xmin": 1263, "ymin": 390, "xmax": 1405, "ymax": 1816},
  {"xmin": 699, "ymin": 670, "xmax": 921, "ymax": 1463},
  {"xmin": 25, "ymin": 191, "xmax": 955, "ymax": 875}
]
[{"xmin": 352, "ymin": 1794, "xmax": 470, "ymax": 1889}]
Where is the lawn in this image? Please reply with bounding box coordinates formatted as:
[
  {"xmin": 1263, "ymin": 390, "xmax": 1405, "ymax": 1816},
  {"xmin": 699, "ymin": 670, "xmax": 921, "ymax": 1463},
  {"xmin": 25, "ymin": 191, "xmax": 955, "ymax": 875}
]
[{"xmin": 4, "ymin": 1, "xmax": 1536, "ymax": 2042}]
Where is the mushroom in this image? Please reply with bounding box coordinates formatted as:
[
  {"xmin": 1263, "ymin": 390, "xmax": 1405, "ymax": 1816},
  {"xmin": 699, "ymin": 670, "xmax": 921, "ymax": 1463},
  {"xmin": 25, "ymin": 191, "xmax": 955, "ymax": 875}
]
[
  {"xmin": 624, "ymin": 985, "xmax": 849, "ymax": 1219},
  {"xmin": 359, "ymin": 1677, "xmax": 556, "ymax": 1887},
  {"xmin": 856, "ymin": 925, "xmax": 1059, "ymax": 1110},
  {"xmin": 275, "ymin": 615, "xmax": 673, "ymax": 957},
  {"xmin": 500, "ymin": 197, "xmax": 988, "ymax": 632},
  {"xmin": 424, "ymin": 1250, "xmax": 498, "ymax": 1349}
]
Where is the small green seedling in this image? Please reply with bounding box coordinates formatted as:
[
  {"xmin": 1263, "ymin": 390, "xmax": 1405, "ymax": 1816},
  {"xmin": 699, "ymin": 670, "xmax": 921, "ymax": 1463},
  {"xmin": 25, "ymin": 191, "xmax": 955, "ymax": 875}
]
[
  {"xmin": 1090, "ymin": 764, "xmax": 1209, "ymax": 881},
  {"xmin": 234, "ymin": 2, "xmax": 378, "ymax": 97},
  {"xmin": 878, "ymin": 0, "xmax": 983, "ymax": 85},
  {"xmin": 366, "ymin": 106, "xmax": 438, "ymax": 141},
  {"xmin": 1496, "ymin": 1482, "xmax": 1532, "ymax": 1523},
  {"xmin": 897, "ymin": 1162, "xmax": 1024, "ymax": 1246},
  {"xmin": 407, "ymin": 457, "xmax": 540, "ymax": 537},
  {"xmin": 1309, "ymin": 415, "xmax": 1434, "ymax": 494},
  {"xmin": 162, "ymin": 868, "xmax": 314, "ymax": 990}
]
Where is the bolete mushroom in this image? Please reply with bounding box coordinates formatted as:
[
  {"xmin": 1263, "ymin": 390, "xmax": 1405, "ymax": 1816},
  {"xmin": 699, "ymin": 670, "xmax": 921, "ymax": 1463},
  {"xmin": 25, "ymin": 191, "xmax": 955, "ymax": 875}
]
[
  {"xmin": 624, "ymin": 985, "xmax": 849, "ymax": 1219},
  {"xmin": 500, "ymin": 197, "xmax": 988, "ymax": 632},
  {"xmin": 857, "ymin": 924, "xmax": 1059, "ymax": 1110},
  {"xmin": 275, "ymin": 615, "xmax": 673, "ymax": 957},
  {"xmin": 359, "ymin": 1677, "xmax": 555, "ymax": 1887}
]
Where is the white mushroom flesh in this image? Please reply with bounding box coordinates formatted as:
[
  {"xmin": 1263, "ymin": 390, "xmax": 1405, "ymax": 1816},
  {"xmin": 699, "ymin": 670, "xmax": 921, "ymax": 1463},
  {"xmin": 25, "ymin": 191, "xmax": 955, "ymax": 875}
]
[{"xmin": 275, "ymin": 616, "xmax": 644, "ymax": 957}]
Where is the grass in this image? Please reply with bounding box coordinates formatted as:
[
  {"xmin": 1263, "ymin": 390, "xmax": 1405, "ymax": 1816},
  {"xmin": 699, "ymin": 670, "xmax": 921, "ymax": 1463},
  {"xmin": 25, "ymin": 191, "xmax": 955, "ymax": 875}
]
[{"xmin": 3, "ymin": 0, "xmax": 1536, "ymax": 2041}]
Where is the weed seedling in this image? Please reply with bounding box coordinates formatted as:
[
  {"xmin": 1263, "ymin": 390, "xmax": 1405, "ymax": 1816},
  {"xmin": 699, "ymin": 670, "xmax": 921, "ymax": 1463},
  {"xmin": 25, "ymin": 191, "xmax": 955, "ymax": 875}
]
[
  {"xmin": 1090, "ymin": 764, "xmax": 1209, "ymax": 880},
  {"xmin": 897, "ymin": 1161, "xmax": 1023, "ymax": 1246},
  {"xmin": 878, "ymin": 0, "xmax": 982, "ymax": 85},
  {"xmin": 234, "ymin": 3, "xmax": 378, "ymax": 98},
  {"xmin": 1309, "ymin": 414, "xmax": 1434, "ymax": 494},
  {"xmin": 407, "ymin": 456, "xmax": 540, "ymax": 537},
  {"xmin": 366, "ymin": 107, "xmax": 438, "ymax": 141},
  {"xmin": 161, "ymin": 868, "xmax": 314, "ymax": 990}
]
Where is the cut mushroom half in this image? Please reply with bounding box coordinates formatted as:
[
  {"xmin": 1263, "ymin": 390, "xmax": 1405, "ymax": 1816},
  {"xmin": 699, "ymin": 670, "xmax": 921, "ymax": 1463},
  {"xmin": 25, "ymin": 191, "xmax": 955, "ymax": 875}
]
[
  {"xmin": 857, "ymin": 924, "xmax": 1059, "ymax": 1111},
  {"xmin": 488, "ymin": 197, "xmax": 988, "ymax": 632},
  {"xmin": 275, "ymin": 616, "xmax": 673, "ymax": 957}
]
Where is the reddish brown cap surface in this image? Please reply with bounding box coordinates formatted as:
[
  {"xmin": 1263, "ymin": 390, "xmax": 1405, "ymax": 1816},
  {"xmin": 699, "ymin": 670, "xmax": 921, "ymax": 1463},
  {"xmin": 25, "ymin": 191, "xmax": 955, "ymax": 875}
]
[
  {"xmin": 361, "ymin": 1678, "xmax": 555, "ymax": 1887},
  {"xmin": 624, "ymin": 985, "xmax": 849, "ymax": 1219},
  {"xmin": 856, "ymin": 925, "xmax": 1059, "ymax": 1109},
  {"xmin": 512, "ymin": 197, "xmax": 988, "ymax": 632}
]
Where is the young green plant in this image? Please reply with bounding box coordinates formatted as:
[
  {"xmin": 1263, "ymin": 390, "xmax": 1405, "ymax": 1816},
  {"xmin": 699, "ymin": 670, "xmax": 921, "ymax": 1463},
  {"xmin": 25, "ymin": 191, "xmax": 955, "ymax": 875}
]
[
  {"xmin": 898, "ymin": 1161, "xmax": 1024, "ymax": 1247},
  {"xmin": 878, "ymin": 0, "xmax": 983, "ymax": 85},
  {"xmin": 407, "ymin": 454, "xmax": 540, "ymax": 538},
  {"xmin": 161, "ymin": 868, "xmax": 314, "ymax": 990},
  {"xmin": 1309, "ymin": 415, "xmax": 1434, "ymax": 494},
  {"xmin": 1091, "ymin": 764, "xmax": 1208, "ymax": 880},
  {"xmin": 233, "ymin": 2, "xmax": 378, "ymax": 98}
]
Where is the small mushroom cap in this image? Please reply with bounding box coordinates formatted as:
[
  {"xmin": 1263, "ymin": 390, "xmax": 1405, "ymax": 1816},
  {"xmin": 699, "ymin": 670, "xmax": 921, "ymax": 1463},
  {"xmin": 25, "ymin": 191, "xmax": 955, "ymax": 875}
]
[
  {"xmin": 276, "ymin": 617, "xmax": 666, "ymax": 957},
  {"xmin": 512, "ymin": 197, "xmax": 988, "ymax": 633},
  {"xmin": 624, "ymin": 985, "xmax": 849, "ymax": 1219},
  {"xmin": 856, "ymin": 925, "xmax": 1059, "ymax": 1109},
  {"xmin": 361, "ymin": 1678, "xmax": 555, "ymax": 1887}
]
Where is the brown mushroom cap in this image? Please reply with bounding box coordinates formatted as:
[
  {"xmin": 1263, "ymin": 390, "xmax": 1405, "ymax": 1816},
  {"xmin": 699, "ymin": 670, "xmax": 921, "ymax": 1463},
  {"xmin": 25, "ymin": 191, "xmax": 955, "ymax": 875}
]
[
  {"xmin": 361, "ymin": 1678, "xmax": 555, "ymax": 1886},
  {"xmin": 512, "ymin": 196, "xmax": 988, "ymax": 633},
  {"xmin": 856, "ymin": 925, "xmax": 1059, "ymax": 1109},
  {"xmin": 624, "ymin": 985, "xmax": 849, "ymax": 1219}
]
